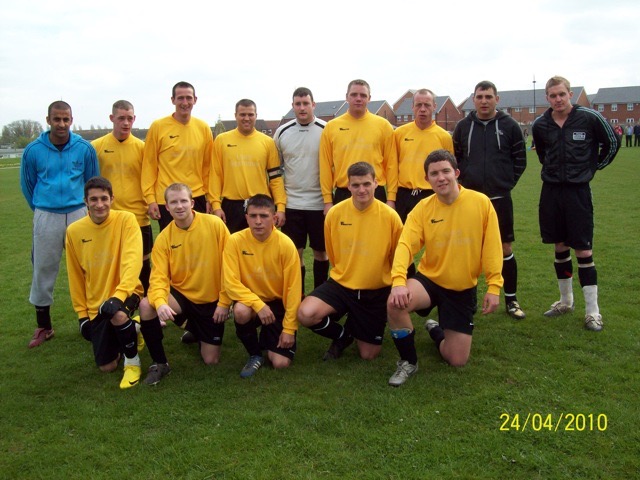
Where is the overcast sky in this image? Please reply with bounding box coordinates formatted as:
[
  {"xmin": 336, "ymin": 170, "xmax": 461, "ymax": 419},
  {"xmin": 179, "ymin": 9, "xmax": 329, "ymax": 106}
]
[{"xmin": 1, "ymin": 0, "xmax": 638, "ymax": 131}]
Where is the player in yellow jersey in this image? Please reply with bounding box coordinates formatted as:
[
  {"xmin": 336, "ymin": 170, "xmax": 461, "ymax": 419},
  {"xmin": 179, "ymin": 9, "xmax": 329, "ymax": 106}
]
[
  {"xmin": 298, "ymin": 162, "xmax": 403, "ymax": 361},
  {"xmin": 223, "ymin": 194, "xmax": 301, "ymax": 378},
  {"xmin": 92, "ymin": 100, "xmax": 152, "ymax": 294},
  {"xmin": 387, "ymin": 150, "xmax": 503, "ymax": 387},
  {"xmin": 65, "ymin": 177, "xmax": 144, "ymax": 389},
  {"xmin": 394, "ymin": 89, "xmax": 454, "ymax": 223},
  {"xmin": 210, "ymin": 99, "xmax": 286, "ymax": 233},
  {"xmin": 142, "ymin": 82, "xmax": 213, "ymax": 231},
  {"xmin": 319, "ymin": 79, "xmax": 397, "ymax": 214},
  {"xmin": 138, "ymin": 184, "xmax": 231, "ymax": 386}
]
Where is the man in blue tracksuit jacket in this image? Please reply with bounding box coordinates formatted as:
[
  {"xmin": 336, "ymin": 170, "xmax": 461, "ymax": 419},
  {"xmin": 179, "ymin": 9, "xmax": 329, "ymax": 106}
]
[{"xmin": 20, "ymin": 100, "xmax": 99, "ymax": 348}]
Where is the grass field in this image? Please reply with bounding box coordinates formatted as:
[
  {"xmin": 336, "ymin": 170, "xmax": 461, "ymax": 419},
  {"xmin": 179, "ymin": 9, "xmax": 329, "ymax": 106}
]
[{"xmin": 1, "ymin": 148, "xmax": 639, "ymax": 479}]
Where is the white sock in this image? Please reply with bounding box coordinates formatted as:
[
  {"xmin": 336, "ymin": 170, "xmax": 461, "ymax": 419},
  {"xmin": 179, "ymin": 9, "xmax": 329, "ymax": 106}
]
[
  {"xmin": 583, "ymin": 285, "xmax": 599, "ymax": 316},
  {"xmin": 124, "ymin": 354, "xmax": 141, "ymax": 367},
  {"xmin": 558, "ymin": 278, "xmax": 573, "ymax": 306}
]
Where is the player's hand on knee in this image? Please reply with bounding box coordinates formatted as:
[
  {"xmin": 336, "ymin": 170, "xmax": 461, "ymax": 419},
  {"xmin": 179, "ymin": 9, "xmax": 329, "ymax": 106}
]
[
  {"xmin": 277, "ymin": 332, "xmax": 295, "ymax": 349},
  {"xmin": 389, "ymin": 286, "xmax": 411, "ymax": 310},
  {"xmin": 99, "ymin": 297, "xmax": 125, "ymax": 318},
  {"xmin": 212, "ymin": 306, "xmax": 229, "ymax": 323},
  {"xmin": 257, "ymin": 305, "xmax": 275, "ymax": 325},
  {"xmin": 157, "ymin": 304, "xmax": 177, "ymax": 323}
]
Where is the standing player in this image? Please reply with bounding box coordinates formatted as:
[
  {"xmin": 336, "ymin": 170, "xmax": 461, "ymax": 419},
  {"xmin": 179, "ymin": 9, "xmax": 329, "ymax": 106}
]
[
  {"xmin": 394, "ymin": 88, "xmax": 454, "ymax": 223},
  {"xmin": 20, "ymin": 100, "xmax": 99, "ymax": 348},
  {"xmin": 319, "ymin": 79, "xmax": 397, "ymax": 213},
  {"xmin": 273, "ymin": 87, "xmax": 329, "ymax": 294},
  {"xmin": 210, "ymin": 99, "xmax": 286, "ymax": 233},
  {"xmin": 142, "ymin": 81, "xmax": 213, "ymax": 231},
  {"xmin": 298, "ymin": 162, "xmax": 403, "ymax": 361},
  {"xmin": 532, "ymin": 76, "xmax": 619, "ymax": 332},
  {"xmin": 386, "ymin": 150, "xmax": 503, "ymax": 386},
  {"xmin": 92, "ymin": 100, "xmax": 151, "ymax": 294},
  {"xmin": 453, "ymin": 80, "xmax": 527, "ymax": 320},
  {"xmin": 65, "ymin": 176, "xmax": 144, "ymax": 389},
  {"xmin": 138, "ymin": 184, "xmax": 231, "ymax": 385},
  {"xmin": 223, "ymin": 194, "xmax": 301, "ymax": 378}
]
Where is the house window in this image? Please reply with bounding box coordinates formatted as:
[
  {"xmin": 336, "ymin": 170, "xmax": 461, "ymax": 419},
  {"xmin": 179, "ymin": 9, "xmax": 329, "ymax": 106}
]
[
  {"xmin": 611, "ymin": 104, "xmax": 618, "ymax": 112},
  {"xmin": 627, "ymin": 118, "xmax": 635, "ymax": 124},
  {"xmin": 514, "ymin": 107, "xmax": 522, "ymax": 112},
  {"xmin": 597, "ymin": 105, "xmax": 604, "ymax": 112},
  {"xmin": 627, "ymin": 103, "xmax": 634, "ymax": 111},
  {"xmin": 610, "ymin": 119, "xmax": 618, "ymax": 124},
  {"xmin": 403, "ymin": 115, "xmax": 409, "ymax": 122},
  {"xmin": 529, "ymin": 107, "xmax": 536, "ymax": 113},
  {"xmin": 396, "ymin": 116, "xmax": 401, "ymax": 122}
]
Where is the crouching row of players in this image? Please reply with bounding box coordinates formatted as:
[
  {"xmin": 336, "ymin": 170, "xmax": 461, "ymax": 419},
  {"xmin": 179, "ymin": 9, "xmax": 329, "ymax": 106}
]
[{"xmin": 67, "ymin": 150, "xmax": 502, "ymax": 389}]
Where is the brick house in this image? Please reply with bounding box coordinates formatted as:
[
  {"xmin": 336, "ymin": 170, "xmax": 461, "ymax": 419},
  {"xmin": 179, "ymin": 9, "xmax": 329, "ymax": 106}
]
[{"xmin": 590, "ymin": 86, "xmax": 640, "ymax": 125}]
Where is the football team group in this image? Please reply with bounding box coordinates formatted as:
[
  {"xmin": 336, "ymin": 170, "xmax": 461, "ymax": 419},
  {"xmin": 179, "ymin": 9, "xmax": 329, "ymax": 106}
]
[{"xmin": 19, "ymin": 76, "xmax": 619, "ymax": 389}]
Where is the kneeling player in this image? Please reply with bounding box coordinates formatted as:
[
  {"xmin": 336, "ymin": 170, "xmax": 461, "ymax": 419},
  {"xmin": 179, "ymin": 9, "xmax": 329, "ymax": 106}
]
[
  {"xmin": 65, "ymin": 176, "xmax": 144, "ymax": 389},
  {"xmin": 139, "ymin": 183, "xmax": 231, "ymax": 385},
  {"xmin": 297, "ymin": 162, "xmax": 403, "ymax": 361},
  {"xmin": 223, "ymin": 195, "xmax": 301, "ymax": 378},
  {"xmin": 387, "ymin": 150, "xmax": 503, "ymax": 386}
]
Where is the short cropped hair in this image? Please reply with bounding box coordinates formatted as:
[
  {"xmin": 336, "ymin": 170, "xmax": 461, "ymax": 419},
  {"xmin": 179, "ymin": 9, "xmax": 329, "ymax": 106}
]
[
  {"xmin": 293, "ymin": 87, "xmax": 314, "ymax": 102},
  {"xmin": 347, "ymin": 79, "xmax": 371, "ymax": 96},
  {"xmin": 112, "ymin": 100, "xmax": 134, "ymax": 114},
  {"xmin": 84, "ymin": 176, "xmax": 113, "ymax": 199},
  {"xmin": 474, "ymin": 81, "xmax": 498, "ymax": 96},
  {"xmin": 164, "ymin": 183, "xmax": 192, "ymax": 203},
  {"xmin": 347, "ymin": 161, "xmax": 375, "ymax": 179},
  {"xmin": 424, "ymin": 149, "xmax": 458, "ymax": 175},
  {"xmin": 48, "ymin": 100, "xmax": 72, "ymax": 117},
  {"xmin": 413, "ymin": 88, "xmax": 436, "ymax": 103},
  {"xmin": 172, "ymin": 81, "xmax": 196, "ymax": 98},
  {"xmin": 545, "ymin": 76, "xmax": 570, "ymax": 94},
  {"xmin": 236, "ymin": 98, "xmax": 257, "ymax": 112},
  {"xmin": 246, "ymin": 194, "xmax": 275, "ymax": 213}
]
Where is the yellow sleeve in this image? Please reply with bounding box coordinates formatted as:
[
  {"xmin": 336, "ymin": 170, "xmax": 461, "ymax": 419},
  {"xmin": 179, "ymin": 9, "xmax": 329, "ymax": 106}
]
[
  {"xmin": 141, "ymin": 124, "xmax": 159, "ymax": 205},
  {"xmin": 324, "ymin": 208, "xmax": 336, "ymax": 268},
  {"xmin": 210, "ymin": 135, "xmax": 224, "ymax": 210},
  {"xmin": 148, "ymin": 231, "xmax": 171, "ymax": 310},
  {"xmin": 216, "ymin": 221, "xmax": 232, "ymax": 308},
  {"xmin": 391, "ymin": 209, "xmax": 425, "ymax": 287},
  {"xmin": 114, "ymin": 215, "xmax": 143, "ymax": 301},
  {"xmin": 266, "ymin": 139, "xmax": 286, "ymax": 212},
  {"xmin": 202, "ymin": 127, "xmax": 214, "ymax": 203},
  {"xmin": 388, "ymin": 210, "xmax": 404, "ymax": 270},
  {"xmin": 319, "ymin": 127, "xmax": 334, "ymax": 203},
  {"xmin": 482, "ymin": 202, "xmax": 505, "ymax": 296},
  {"xmin": 281, "ymin": 238, "xmax": 301, "ymax": 334},
  {"xmin": 383, "ymin": 123, "xmax": 399, "ymax": 201},
  {"xmin": 65, "ymin": 230, "xmax": 89, "ymax": 319}
]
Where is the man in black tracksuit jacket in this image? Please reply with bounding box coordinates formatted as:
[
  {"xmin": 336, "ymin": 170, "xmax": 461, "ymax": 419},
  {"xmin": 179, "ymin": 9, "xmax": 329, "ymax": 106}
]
[
  {"xmin": 532, "ymin": 75, "xmax": 619, "ymax": 332},
  {"xmin": 453, "ymin": 80, "xmax": 527, "ymax": 321}
]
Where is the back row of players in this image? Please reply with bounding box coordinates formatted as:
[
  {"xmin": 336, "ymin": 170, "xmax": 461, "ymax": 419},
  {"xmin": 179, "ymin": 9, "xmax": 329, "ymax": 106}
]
[{"xmin": 20, "ymin": 77, "xmax": 618, "ymax": 388}]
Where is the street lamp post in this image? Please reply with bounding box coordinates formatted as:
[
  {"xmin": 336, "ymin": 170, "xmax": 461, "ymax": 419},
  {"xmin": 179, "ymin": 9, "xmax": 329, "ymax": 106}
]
[{"xmin": 532, "ymin": 75, "xmax": 537, "ymax": 124}]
